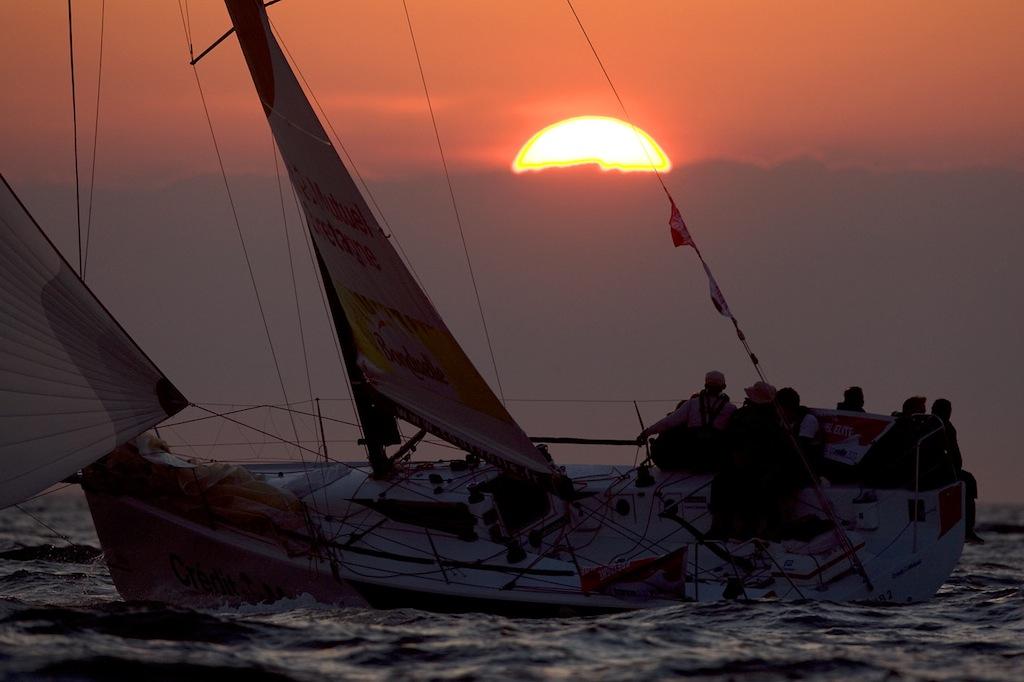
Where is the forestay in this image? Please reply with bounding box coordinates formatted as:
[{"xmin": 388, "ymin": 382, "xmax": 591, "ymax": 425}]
[
  {"xmin": 0, "ymin": 174, "xmax": 187, "ymax": 508},
  {"xmin": 224, "ymin": 0, "xmax": 554, "ymax": 481}
]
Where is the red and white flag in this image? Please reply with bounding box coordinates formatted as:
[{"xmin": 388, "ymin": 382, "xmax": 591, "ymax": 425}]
[
  {"xmin": 702, "ymin": 261, "xmax": 733, "ymax": 319},
  {"xmin": 668, "ymin": 200, "xmax": 695, "ymax": 248},
  {"xmin": 668, "ymin": 198, "xmax": 734, "ymax": 320}
]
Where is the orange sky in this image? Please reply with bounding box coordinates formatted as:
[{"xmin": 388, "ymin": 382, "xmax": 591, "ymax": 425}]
[{"xmin": 2, "ymin": 1, "xmax": 1023, "ymax": 185}]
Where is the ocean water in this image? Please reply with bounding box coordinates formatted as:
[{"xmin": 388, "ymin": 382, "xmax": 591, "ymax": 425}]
[{"xmin": 0, "ymin": 490, "xmax": 1021, "ymax": 681}]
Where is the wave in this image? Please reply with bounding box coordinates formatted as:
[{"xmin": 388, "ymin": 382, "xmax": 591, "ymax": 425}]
[
  {"xmin": 976, "ymin": 523, "xmax": 1024, "ymax": 535},
  {"xmin": 1, "ymin": 603, "xmax": 275, "ymax": 644},
  {"xmin": 35, "ymin": 656, "xmax": 298, "ymax": 682},
  {"xmin": 0, "ymin": 543, "xmax": 102, "ymax": 563}
]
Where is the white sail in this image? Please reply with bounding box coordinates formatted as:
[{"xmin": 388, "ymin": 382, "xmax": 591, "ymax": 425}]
[
  {"xmin": 224, "ymin": 1, "xmax": 553, "ymax": 481},
  {"xmin": 0, "ymin": 174, "xmax": 187, "ymax": 508}
]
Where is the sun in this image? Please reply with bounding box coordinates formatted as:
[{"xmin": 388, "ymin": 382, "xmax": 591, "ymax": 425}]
[{"xmin": 513, "ymin": 115, "xmax": 670, "ymax": 173}]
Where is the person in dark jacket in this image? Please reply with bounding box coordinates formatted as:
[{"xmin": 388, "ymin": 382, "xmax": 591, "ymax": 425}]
[
  {"xmin": 836, "ymin": 386, "xmax": 865, "ymax": 412},
  {"xmin": 860, "ymin": 396, "xmax": 952, "ymax": 489},
  {"xmin": 709, "ymin": 381, "xmax": 794, "ymax": 539},
  {"xmin": 901, "ymin": 395, "xmax": 927, "ymax": 415},
  {"xmin": 777, "ymin": 387, "xmax": 823, "ymax": 471},
  {"xmin": 932, "ymin": 398, "xmax": 983, "ymax": 543}
]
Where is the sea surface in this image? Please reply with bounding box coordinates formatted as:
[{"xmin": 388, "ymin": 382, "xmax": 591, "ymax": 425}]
[{"xmin": 0, "ymin": 490, "xmax": 1021, "ymax": 681}]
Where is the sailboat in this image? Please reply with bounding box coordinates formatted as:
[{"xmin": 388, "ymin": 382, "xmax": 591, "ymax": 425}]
[{"xmin": 2, "ymin": 0, "xmax": 965, "ymax": 613}]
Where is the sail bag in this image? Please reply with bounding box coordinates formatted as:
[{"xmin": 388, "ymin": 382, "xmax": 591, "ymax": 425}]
[
  {"xmin": 224, "ymin": 1, "xmax": 553, "ymax": 482},
  {"xmin": 0, "ymin": 174, "xmax": 187, "ymax": 508}
]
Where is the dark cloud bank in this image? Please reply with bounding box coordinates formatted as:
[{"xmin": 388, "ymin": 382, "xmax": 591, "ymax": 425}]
[{"xmin": 17, "ymin": 159, "xmax": 1024, "ymax": 501}]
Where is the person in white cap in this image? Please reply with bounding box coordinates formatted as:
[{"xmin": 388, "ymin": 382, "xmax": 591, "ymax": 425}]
[{"xmin": 638, "ymin": 371, "xmax": 737, "ymax": 470}]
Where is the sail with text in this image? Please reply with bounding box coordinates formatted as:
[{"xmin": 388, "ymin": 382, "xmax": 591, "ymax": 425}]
[
  {"xmin": 0, "ymin": 174, "xmax": 187, "ymax": 509},
  {"xmin": 223, "ymin": 1, "xmax": 554, "ymax": 482}
]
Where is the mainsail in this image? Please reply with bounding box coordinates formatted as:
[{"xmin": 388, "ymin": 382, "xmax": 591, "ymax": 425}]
[
  {"xmin": 0, "ymin": 174, "xmax": 187, "ymax": 508},
  {"xmin": 223, "ymin": 1, "xmax": 554, "ymax": 481}
]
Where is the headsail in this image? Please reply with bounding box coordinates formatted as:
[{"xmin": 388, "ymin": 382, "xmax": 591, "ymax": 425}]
[
  {"xmin": 224, "ymin": 0, "xmax": 553, "ymax": 481},
  {"xmin": 0, "ymin": 174, "xmax": 187, "ymax": 508}
]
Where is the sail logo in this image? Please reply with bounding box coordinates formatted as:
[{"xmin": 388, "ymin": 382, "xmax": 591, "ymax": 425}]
[
  {"xmin": 309, "ymin": 214, "xmax": 381, "ymax": 270},
  {"xmin": 291, "ymin": 166, "xmax": 378, "ymax": 238},
  {"xmin": 372, "ymin": 329, "xmax": 448, "ymax": 383}
]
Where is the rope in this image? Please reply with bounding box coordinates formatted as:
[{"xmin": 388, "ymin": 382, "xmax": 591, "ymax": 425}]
[
  {"xmin": 286, "ymin": 179, "xmax": 368, "ymax": 456},
  {"xmin": 566, "ymin": 0, "xmax": 871, "ymax": 591},
  {"xmin": 66, "ymin": 0, "xmax": 83, "ymax": 275},
  {"xmin": 15, "ymin": 503, "xmax": 75, "ymax": 546},
  {"xmin": 165, "ymin": 403, "xmax": 361, "ymax": 432},
  {"xmin": 190, "ymin": 404, "xmax": 351, "ymax": 468},
  {"xmin": 296, "ymin": 396, "xmax": 684, "ymax": 404},
  {"xmin": 267, "ymin": 18, "xmax": 432, "ymax": 299},
  {"xmin": 272, "ymin": 138, "xmax": 315, "ymax": 407},
  {"xmin": 401, "ymin": 0, "xmax": 506, "ymax": 404},
  {"xmin": 565, "ymin": 0, "xmax": 669, "ymax": 195},
  {"xmin": 175, "ymin": 1, "xmax": 322, "ymax": 502},
  {"xmin": 176, "ymin": 1, "xmax": 299, "ymax": 445},
  {"xmin": 81, "ymin": 0, "xmax": 105, "ymax": 279}
]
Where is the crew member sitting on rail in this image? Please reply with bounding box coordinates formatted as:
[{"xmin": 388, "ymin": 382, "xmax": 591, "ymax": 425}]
[
  {"xmin": 638, "ymin": 370, "xmax": 736, "ymax": 471},
  {"xmin": 931, "ymin": 398, "xmax": 983, "ymax": 543}
]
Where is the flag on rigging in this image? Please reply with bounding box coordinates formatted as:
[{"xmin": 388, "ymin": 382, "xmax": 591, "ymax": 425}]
[
  {"xmin": 667, "ymin": 198, "xmax": 734, "ymax": 320},
  {"xmin": 702, "ymin": 261, "xmax": 733, "ymax": 319},
  {"xmin": 668, "ymin": 199, "xmax": 695, "ymax": 248}
]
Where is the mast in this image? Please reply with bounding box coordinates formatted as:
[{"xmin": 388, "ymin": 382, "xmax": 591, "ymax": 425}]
[{"xmin": 311, "ymin": 242, "xmax": 398, "ymax": 476}]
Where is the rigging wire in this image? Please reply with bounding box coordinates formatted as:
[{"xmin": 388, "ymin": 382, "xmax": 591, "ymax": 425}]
[
  {"xmin": 81, "ymin": 0, "xmax": 105, "ymax": 279},
  {"xmin": 14, "ymin": 503, "xmax": 75, "ymax": 546},
  {"xmin": 564, "ymin": 0, "xmax": 670, "ymax": 197},
  {"xmin": 190, "ymin": 404, "xmax": 350, "ymax": 467},
  {"xmin": 566, "ymin": 0, "xmax": 871, "ymax": 590},
  {"xmin": 266, "ymin": 18, "xmax": 432, "ymax": 300},
  {"xmin": 66, "ymin": 0, "xmax": 83, "ymax": 276},
  {"xmin": 174, "ymin": 1, "xmax": 312, "ymax": 485},
  {"xmin": 566, "ymin": 0, "xmax": 766, "ymax": 380},
  {"xmin": 264, "ymin": 18, "xmax": 381, "ymax": 459},
  {"xmin": 286, "ymin": 178, "xmax": 368, "ymax": 456},
  {"xmin": 401, "ymin": 0, "xmax": 507, "ymax": 404},
  {"xmin": 271, "ymin": 138, "xmax": 315, "ymax": 412}
]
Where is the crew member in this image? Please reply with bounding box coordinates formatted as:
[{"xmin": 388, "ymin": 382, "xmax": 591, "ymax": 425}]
[
  {"xmin": 710, "ymin": 381, "xmax": 789, "ymax": 539},
  {"xmin": 836, "ymin": 386, "xmax": 865, "ymax": 412},
  {"xmin": 638, "ymin": 370, "xmax": 736, "ymax": 471},
  {"xmin": 897, "ymin": 395, "xmax": 927, "ymax": 416},
  {"xmin": 777, "ymin": 387, "xmax": 823, "ymax": 469},
  {"xmin": 932, "ymin": 398, "xmax": 983, "ymax": 543}
]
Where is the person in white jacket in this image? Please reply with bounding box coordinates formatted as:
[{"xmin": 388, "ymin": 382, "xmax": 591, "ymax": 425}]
[{"xmin": 639, "ymin": 371, "xmax": 737, "ymax": 470}]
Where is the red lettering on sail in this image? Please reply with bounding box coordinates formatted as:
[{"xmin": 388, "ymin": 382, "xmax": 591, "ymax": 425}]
[
  {"xmin": 308, "ymin": 215, "xmax": 380, "ymax": 270},
  {"xmin": 291, "ymin": 166, "xmax": 381, "ymax": 239}
]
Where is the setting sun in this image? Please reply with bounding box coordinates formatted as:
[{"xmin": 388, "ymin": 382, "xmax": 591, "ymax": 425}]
[{"xmin": 513, "ymin": 115, "xmax": 670, "ymax": 173}]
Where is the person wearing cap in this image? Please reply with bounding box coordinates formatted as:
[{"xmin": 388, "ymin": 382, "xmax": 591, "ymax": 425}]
[
  {"xmin": 709, "ymin": 381, "xmax": 793, "ymax": 539},
  {"xmin": 638, "ymin": 370, "xmax": 736, "ymax": 471}
]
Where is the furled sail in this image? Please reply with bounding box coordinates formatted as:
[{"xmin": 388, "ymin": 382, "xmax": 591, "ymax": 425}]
[
  {"xmin": 0, "ymin": 174, "xmax": 187, "ymax": 508},
  {"xmin": 224, "ymin": 1, "xmax": 554, "ymax": 481}
]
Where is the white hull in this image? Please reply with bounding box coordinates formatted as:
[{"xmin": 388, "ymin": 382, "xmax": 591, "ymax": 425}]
[{"xmin": 84, "ymin": 459, "xmax": 964, "ymax": 614}]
